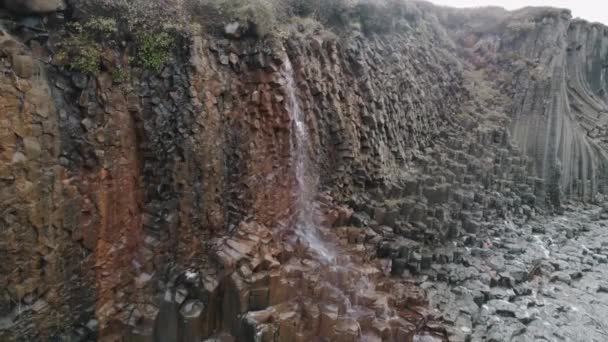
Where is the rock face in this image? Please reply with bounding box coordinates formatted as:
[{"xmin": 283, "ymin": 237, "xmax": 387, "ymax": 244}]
[
  {"xmin": 496, "ymin": 11, "xmax": 607, "ymax": 203},
  {"xmin": 432, "ymin": 5, "xmax": 608, "ymax": 203},
  {"xmin": 1, "ymin": 1, "xmax": 608, "ymax": 341},
  {"xmin": 1, "ymin": 0, "xmax": 67, "ymax": 14}
]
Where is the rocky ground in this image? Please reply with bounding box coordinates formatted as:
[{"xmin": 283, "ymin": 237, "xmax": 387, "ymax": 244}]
[{"xmin": 412, "ymin": 204, "xmax": 608, "ymax": 342}]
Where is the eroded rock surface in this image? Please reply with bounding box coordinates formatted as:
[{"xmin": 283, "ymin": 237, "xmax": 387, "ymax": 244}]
[
  {"xmin": 432, "ymin": 5, "xmax": 608, "ymax": 203},
  {"xmin": 1, "ymin": 1, "xmax": 608, "ymax": 341}
]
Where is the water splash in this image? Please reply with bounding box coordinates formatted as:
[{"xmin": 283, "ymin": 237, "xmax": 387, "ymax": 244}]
[
  {"xmin": 280, "ymin": 56, "xmax": 398, "ymax": 319},
  {"xmin": 281, "ymin": 57, "xmax": 335, "ymax": 263}
]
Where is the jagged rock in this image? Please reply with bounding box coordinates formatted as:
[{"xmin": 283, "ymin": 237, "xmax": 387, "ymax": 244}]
[{"xmin": 491, "ymin": 299, "xmax": 518, "ymax": 316}]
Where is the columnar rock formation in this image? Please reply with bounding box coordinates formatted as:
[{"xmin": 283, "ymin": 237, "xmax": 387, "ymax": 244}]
[
  {"xmin": 431, "ymin": 5, "xmax": 608, "ymax": 203},
  {"xmin": 1, "ymin": 1, "xmax": 608, "ymax": 341}
]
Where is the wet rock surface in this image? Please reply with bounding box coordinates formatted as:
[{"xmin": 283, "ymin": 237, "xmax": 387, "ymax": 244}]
[
  {"xmin": 202, "ymin": 219, "xmax": 445, "ymax": 341},
  {"xmin": 416, "ymin": 205, "xmax": 608, "ymax": 341},
  {"xmin": 2, "ymin": 1, "xmax": 608, "ymax": 341}
]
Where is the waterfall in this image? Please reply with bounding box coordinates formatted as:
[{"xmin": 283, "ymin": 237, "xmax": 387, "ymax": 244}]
[
  {"xmin": 280, "ymin": 57, "xmax": 400, "ymax": 330},
  {"xmin": 281, "ymin": 57, "xmax": 335, "ymax": 263}
]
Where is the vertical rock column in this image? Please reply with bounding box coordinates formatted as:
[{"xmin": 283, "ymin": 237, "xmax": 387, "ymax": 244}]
[{"xmin": 0, "ymin": 47, "xmax": 69, "ymax": 339}]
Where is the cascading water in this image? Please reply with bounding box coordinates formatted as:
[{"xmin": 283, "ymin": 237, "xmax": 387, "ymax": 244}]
[
  {"xmin": 282, "ymin": 57, "xmax": 335, "ymax": 263},
  {"xmin": 187, "ymin": 55, "xmax": 443, "ymax": 342},
  {"xmin": 276, "ymin": 56, "xmax": 442, "ymax": 341},
  {"xmin": 281, "ymin": 56, "xmax": 392, "ymax": 317}
]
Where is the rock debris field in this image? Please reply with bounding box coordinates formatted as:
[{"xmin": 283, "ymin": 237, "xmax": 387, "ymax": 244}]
[{"xmin": 413, "ymin": 205, "xmax": 608, "ymax": 342}]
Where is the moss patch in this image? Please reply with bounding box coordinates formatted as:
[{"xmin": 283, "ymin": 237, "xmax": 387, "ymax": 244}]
[{"xmin": 135, "ymin": 32, "xmax": 174, "ymax": 71}]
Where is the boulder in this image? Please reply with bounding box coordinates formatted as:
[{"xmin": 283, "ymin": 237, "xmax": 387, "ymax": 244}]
[{"xmin": 12, "ymin": 55, "xmax": 35, "ymax": 79}]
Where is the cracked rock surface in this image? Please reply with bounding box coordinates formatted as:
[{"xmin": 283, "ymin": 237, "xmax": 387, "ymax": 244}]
[{"xmin": 420, "ymin": 204, "xmax": 608, "ymax": 341}]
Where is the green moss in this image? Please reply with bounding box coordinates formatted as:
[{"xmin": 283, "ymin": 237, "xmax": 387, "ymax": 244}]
[
  {"xmin": 59, "ymin": 31, "xmax": 102, "ymax": 75},
  {"xmin": 58, "ymin": 16, "xmax": 117, "ymax": 75},
  {"xmin": 71, "ymin": 44, "xmax": 102, "ymax": 74},
  {"xmin": 58, "ymin": 13, "xmax": 176, "ymax": 75},
  {"xmin": 135, "ymin": 32, "xmax": 173, "ymax": 71},
  {"xmin": 111, "ymin": 66, "xmax": 129, "ymax": 83}
]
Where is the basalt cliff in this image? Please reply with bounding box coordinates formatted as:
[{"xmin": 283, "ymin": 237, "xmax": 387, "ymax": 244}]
[{"xmin": 2, "ymin": 1, "xmax": 608, "ymax": 341}]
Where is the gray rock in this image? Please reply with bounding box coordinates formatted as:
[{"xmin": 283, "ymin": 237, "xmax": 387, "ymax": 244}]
[
  {"xmin": 486, "ymin": 299, "xmax": 518, "ymax": 317},
  {"xmin": 550, "ymin": 271, "xmax": 572, "ymax": 285},
  {"xmin": 486, "ymin": 318, "xmax": 526, "ymax": 341},
  {"xmin": 515, "ymin": 308, "xmax": 537, "ymax": 324},
  {"xmin": 489, "ymin": 287, "xmax": 516, "ymax": 301}
]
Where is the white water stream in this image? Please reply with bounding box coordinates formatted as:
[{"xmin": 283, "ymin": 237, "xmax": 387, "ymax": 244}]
[
  {"xmin": 282, "ymin": 57, "xmax": 336, "ymax": 263},
  {"xmin": 281, "ymin": 57, "xmax": 393, "ymax": 319}
]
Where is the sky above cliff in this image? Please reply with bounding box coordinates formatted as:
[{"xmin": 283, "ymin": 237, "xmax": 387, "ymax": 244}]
[{"xmin": 428, "ymin": 0, "xmax": 608, "ymax": 25}]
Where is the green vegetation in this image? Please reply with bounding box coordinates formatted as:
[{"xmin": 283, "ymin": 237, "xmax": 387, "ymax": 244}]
[
  {"xmin": 82, "ymin": 16, "xmax": 118, "ymax": 38},
  {"xmin": 111, "ymin": 65, "xmax": 129, "ymax": 83},
  {"xmin": 58, "ymin": 10, "xmax": 175, "ymax": 75},
  {"xmin": 58, "ymin": 19, "xmax": 111, "ymax": 74},
  {"xmin": 135, "ymin": 32, "xmax": 174, "ymax": 71},
  {"xmin": 70, "ymin": 44, "xmax": 102, "ymax": 75}
]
